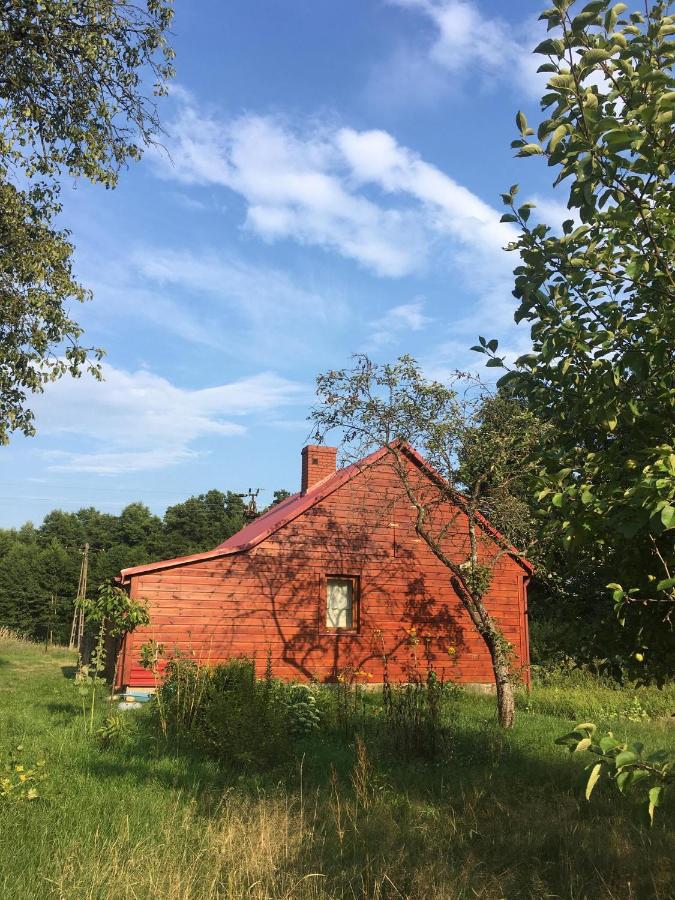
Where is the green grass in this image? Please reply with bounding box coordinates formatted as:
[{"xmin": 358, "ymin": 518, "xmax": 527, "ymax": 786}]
[{"xmin": 0, "ymin": 634, "xmax": 673, "ymax": 899}]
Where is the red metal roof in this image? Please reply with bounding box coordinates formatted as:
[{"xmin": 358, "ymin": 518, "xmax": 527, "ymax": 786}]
[
  {"xmin": 118, "ymin": 442, "xmax": 533, "ymax": 579},
  {"xmin": 118, "ymin": 446, "xmax": 389, "ymax": 578}
]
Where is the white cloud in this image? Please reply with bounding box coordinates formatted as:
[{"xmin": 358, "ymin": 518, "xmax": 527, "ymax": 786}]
[
  {"xmin": 146, "ymin": 94, "xmax": 538, "ymax": 369},
  {"xmin": 367, "ymin": 299, "xmax": 431, "ymax": 348},
  {"xmin": 153, "ymin": 108, "xmax": 428, "ymax": 277},
  {"xmin": 336, "ymin": 126, "xmax": 513, "ymax": 262},
  {"xmin": 151, "ymin": 96, "xmax": 516, "ymax": 283},
  {"xmin": 370, "ymin": 0, "xmax": 544, "ymax": 105},
  {"xmin": 33, "ymin": 364, "xmax": 307, "ymax": 474}
]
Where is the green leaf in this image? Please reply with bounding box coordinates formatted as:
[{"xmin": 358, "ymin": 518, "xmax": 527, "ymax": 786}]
[
  {"xmin": 586, "ymin": 763, "xmax": 602, "ymax": 800},
  {"xmin": 581, "ymin": 48, "xmax": 612, "ymax": 66},
  {"xmin": 656, "ymin": 577, "xmax": 675, "ymax": 591},
  {"xmin": 485, "ymin": 358, "xmax": 504, "ymax": 368},
  {"xmin": 660, "ymin": 505, "xmax": 675, "ymax": 529},
  {"xmin": 572, "ymin": 10, "xmax": 602, "ymax": 30},
  {"xmin": 648, "ymin": 786, "xmax": 662, "ymax": 825},
  {"xmin": 549, "ymin": 124, "xmax": 568, "ymax": 153},
  {"xmin": 616, "ymin": 768, "xmax": 634, "ymax": 792},
  {"xmin": 615, "ymin": 750, "xmax": 639, "ymax": 768},
  {"xmin": 576, "ymin": 723, "xmax": 597, "ymax": 734},
  {"xmin": 534, "ymin": 38, "xmax": 565, "ymax": 55},
  {"xmin": 517, "ymin": 144, "xmax": 544, "ymax": 156},
  {"xmin": 516, "ymin": 111, "xmax": 528, "ymax": 134}
]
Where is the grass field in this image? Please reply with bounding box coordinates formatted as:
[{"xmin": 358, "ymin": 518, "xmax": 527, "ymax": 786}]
[{"xmin": 0, "ymin": 633, "xmax": 673, "ymax": 900}]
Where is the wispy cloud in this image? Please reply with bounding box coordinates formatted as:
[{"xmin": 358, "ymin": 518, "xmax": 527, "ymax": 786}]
[
  {"xmin": 366, "ymin": 299, "xmax": 431, "ymax": 349},
  {"xmin": 368, "ymin": 0, "xmax": 544, "ymax": 107},
  {"xmin": 151, "ymin": 104, "xmax": 428, "ymax": 277},
  {"xmin": 33, "ymin": 364, "xmax": 307, "ymax": 474},
  {"xmin": 79, "ymin": 246, "xmax": 350, "ymax": 364}
]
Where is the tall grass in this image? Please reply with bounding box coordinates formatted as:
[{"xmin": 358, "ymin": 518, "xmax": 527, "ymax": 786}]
[{"xmin": 0, "ymin": 634, "xmax": 673, "ymax": 899}]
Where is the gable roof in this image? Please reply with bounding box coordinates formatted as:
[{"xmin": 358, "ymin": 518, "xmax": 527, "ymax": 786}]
[{"xmin": 118, "ymin": 442, "xmax": 533, "ymax": 579}]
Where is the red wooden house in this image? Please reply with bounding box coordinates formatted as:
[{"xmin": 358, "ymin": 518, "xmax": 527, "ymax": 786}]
[{"xmin": 116, "ymin": 443, "xmax": 532, "ymax": 691}]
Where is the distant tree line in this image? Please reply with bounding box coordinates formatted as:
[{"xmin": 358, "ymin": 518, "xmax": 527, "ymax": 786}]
[{"xmin": 0, "ymin": 489, "xmax": 289, "ymax": 644}]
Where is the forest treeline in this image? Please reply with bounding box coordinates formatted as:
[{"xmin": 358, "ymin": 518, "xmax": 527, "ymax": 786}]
[{"xmin": 0, "ymin": 489, "xmax": 290, "ymax": 643}]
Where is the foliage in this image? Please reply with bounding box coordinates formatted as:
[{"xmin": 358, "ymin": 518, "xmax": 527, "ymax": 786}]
[
  {"xmin": 382, "ymin": 671, "xmax": 451, "ymax": 760},
  {"xmin": 556, "ymin": 722, "xmax": 673, "ymax": 824},
  {"xmin": 0, "ymin": 0, "xmax": 174, "ymax": 442},
  {"xmin": 311, "ymin": 354, "xmax": 541, "ymax": 728},
  {"xmin": 96, "ymin": 715, "xmax": 131, "ymax": 752},
  {"xmin": 148, "ymin": 656, "xmax": 294, "ymax": 768},
  {"xmin": 162, "ymin": 490, "xmax": 246, "ymax": 557},
  {"xmin": 0, "ymin": 746, "xmax": 46, "ymax": 803},
  {"xmin": 477, "ymin": 0, "xmax": 675, "ymax": 679},
  {"xmin": 77, "ymin": 582, "xmax": 149, "ymax": 638},
  {"xmin": 285, "ymin": 684, "xmax": 322, "ymax": 737},
  {"xmin": 77, "ymin": 582, "xmax": 149, "ymax": 731}
]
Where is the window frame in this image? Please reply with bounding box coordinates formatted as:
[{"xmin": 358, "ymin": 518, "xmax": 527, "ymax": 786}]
[{"xmin": 321, "ymin": 574, "xmax": 360, "ymax": 635}]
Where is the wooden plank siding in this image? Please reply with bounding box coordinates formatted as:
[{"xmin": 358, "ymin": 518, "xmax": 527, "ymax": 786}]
[{"xmin": 119, "ymin": 456, "xmax": 530, "ymax": 688}]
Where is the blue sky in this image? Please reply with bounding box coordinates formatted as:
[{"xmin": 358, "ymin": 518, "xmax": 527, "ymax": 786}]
[{"xmin": 5, "ymin": 0, "xmax": 568, "ymax": 528}]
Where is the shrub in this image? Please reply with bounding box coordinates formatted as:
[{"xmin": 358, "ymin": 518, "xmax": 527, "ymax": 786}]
[
  {"xmin": 382, "ymin": 672, "xmax": 452, "ymax": 760},
  {"xmin": 152, "ymin": 657, "xmax": 293, "ymax": 769},
  {"xmin": 285, "ymin": 684, "xmax": 322, "ymax": 737}
]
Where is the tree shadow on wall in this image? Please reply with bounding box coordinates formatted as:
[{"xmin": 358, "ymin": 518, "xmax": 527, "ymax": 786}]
[{"xmin": 209, "ymin": 485, "xmax": 468, "ymax": 683}]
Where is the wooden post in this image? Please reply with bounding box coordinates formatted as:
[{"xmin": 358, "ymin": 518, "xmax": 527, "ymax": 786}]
[{"xmin": 69, "ymin": 544, "xmax": 89, "ymax": 651}]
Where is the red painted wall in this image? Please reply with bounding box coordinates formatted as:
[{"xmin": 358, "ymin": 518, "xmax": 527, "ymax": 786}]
[{"xmin": 120, "ymin": 457, "xmax": 529, "ymax": 688}]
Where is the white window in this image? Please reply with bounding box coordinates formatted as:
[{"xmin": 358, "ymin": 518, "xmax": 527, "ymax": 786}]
[{"xmin": 326, "ymin": 577, "xmax": 355, "ymax": 630}]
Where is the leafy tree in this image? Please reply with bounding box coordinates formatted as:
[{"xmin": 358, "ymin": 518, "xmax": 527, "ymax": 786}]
[
  {"xmin": 117, "ymin": 502, "xmax": 162, "ymax": 551},
  {"xmin": 77, "ymin": 582, "xmax": 150, "ymax": 729},
  {"xmin": 478, "ymin": 0, "xmax": 675, "ymax": 679},
  {"xmin": 272, "ymin": 489, "xmax": 292, "ymax": 506},
  {"xmin": 38, "ymin": 510, "xmax": 86, "ymax": 549},
  {"xmin": 311, "ymin": 355, "xmax": 540, "ymax": 728},
  {"xmin": 162, "ymin": 490, "xmax": 246, "ymax": 557},
  {"xmin": 0, "ymin": 0, "xmax": 174, "ymax": 443}
]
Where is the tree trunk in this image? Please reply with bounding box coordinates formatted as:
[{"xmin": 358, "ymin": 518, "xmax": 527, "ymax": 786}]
[
  {"xmin": 449, "ymin": 575, "xmax": 516, "ymax": 728},
  {"xmin": 484, "ymin": 630, "xmax": 515, "ymax": 729}
]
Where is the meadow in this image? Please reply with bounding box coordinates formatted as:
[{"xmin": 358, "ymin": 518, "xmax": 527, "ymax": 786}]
[{"xmin": 0, "ymin": 631, "xmax": 673, "ymax": 900}]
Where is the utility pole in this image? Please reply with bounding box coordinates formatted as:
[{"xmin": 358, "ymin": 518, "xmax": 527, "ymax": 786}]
[
  {"xmin": 68, "ymin": 543, "xmax": 89, "ymax": 651},
  {"xmin": 237, "ymin": 489, "xmax": 260, "ymax": 522}
]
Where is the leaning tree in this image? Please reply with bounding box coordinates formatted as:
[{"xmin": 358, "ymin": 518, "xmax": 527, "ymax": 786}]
[{"xmin": 311, "ymin": 355, "xmax": 541, "ymax": 728}]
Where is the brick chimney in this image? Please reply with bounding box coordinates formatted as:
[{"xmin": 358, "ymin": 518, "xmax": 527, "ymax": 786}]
[{"xmin": 301, "ymin": 445, "xmax": 337, "ymax": 493}]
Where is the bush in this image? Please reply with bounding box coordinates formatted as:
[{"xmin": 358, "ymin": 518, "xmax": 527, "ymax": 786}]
[
  {"xmin": 285, "ymin": 684, "xmax": 322, "ymax": 737},
  {"xmin": 154, "ymin": 657, "xmax": 298, "ymax": 769},
  {"xmin": 383, "ymin": 672, "xmax": 453, "ymax": 760}
]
